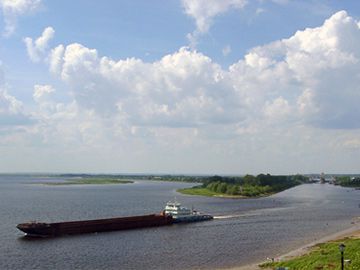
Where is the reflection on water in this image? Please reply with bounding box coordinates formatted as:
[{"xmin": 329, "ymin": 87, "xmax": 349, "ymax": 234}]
[{"xmin": 0, "ymin": 176, "xmax": 359, "ymax": 269}]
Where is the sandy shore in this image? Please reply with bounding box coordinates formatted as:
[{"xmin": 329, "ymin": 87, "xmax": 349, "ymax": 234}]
[{"xmin": 224, "ymin": 217, "xmax": 360, "ymax": 270}]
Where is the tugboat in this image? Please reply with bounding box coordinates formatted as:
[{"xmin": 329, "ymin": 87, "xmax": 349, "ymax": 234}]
[{"xmin": 164, "ymin": 200, "xmax": 213, "ymax": 223}]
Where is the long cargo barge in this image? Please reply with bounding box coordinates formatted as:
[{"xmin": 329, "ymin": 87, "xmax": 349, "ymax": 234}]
[
  {"xmin": 17, "ymin": 201, "xmax": 213, "ymax": 237},
  {"xmin": 17, "ymin": 213, "xmax": 173, "ymax": 237}
]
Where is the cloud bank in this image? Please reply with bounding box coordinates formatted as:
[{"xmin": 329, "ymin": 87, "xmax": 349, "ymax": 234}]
[
  {"xmin": 45, "ymin": 11, "xmax": 360, "ymax": 133},
  {"xmin": 2, "ymin": 10, "xmax": 360, "ymax": 173}
]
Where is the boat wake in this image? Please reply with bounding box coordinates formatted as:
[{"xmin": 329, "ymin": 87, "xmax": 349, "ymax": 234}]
[
  {"xmin": 213, "ymin": 206, "xmax": 294, "ymax": 220},
  {"xmin": 213, "ymin": 213, "xmax": 258, "ymax": 219}
]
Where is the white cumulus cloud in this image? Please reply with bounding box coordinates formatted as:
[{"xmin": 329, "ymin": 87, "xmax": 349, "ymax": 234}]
[
  {"xmin": 181, "ymin": 0, "xmax": 247, "ymax": 47},
  {"xmin": 49, "ymin": 44, "xmax": 64, "ymax": 74},
  {"xmin": 182, "ymin": 0, "xmax": 247, "ymax": 33},
  {"xmin": 0, "ymin": 89, "xmax": 31, "ymax": 126},
  {"xmin": 24, "ymin": 26, "xmax": 55, "ymax": 62},
  {"xmin": 230, "ymin": 10, "xmax": 360, "ymax": 129},
  {"xmin": 49, "ymin": 44, "xmax": 240, "ymax": 126},
  {"xmin": 45, "ymin": 10, "xmax": 360, "ymax": 133},
  {"xmin": 33, "ymin": 84, "xmax": 55, "ymax": 102}
]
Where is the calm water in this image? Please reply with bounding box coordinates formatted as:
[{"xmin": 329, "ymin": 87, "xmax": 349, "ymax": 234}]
[{"xmin": 0, "ymin": 175, "xmax": 359, "ymax": 270}]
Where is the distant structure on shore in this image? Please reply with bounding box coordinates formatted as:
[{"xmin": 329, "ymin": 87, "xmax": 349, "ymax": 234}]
[
  {"xmin": 320, "ymin": 172, "xmax": 326, "ymax": 184},
  {"xmin": 308, "ymin": 173, "xmax": 335, "ymax": 184}
]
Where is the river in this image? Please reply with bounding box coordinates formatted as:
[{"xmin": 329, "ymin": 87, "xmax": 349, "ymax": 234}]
[{"xmin": 0, "ymin": 175, "xmax": 359, "ymax": 269}]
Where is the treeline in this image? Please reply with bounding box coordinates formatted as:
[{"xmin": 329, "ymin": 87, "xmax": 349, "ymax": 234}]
[
  {"xmin": 201, "ymin": 174, "xmax": 309, "ymax": 197},
  {"xmin": 335, "ymin": 176, "xmax": 360, "ymax": 187}
]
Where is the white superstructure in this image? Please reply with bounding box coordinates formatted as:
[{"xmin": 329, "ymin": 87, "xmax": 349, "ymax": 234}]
[
  {"xmin": 164, "ymin": 200, "xmax": 213, "ymax": 223},
  {"xmin": 164, "ymin": 201, "xmax": 192, "ymax": 219}
]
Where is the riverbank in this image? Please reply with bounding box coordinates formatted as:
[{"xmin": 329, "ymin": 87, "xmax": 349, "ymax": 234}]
[
  {"xmin": 178, "ymin": 186, "xmax": 279, "ymax": 199},
  {"xmin": 177, "ymin": 175, "xmax": 306, "ymax": 198},
  {"xmin": 177, "ymin": 186, "xmax": 275, "ymax": 199},
  {"xmin": 177, "ymin": 187, "xmax": 247, "ymax": 198},
  {"xmin": 226, "ymin": 219, "xmax": 360, "ymax": 270}
]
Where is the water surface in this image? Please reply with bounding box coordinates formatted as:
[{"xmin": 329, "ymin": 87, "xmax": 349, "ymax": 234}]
[{"xmin": 0, "ymin": 175, "xmax": 359, "ymax": 269}]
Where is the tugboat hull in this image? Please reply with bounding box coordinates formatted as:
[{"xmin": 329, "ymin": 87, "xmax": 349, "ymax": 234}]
[{"xmin": 173, "ymin": 214, "xmax": 213, "ymax": 223}]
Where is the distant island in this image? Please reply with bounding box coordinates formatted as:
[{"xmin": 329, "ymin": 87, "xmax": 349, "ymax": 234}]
[
  {"xmin": 42, "ymin": 177, "xmax": 133, "ymax": 186},
  {"xmin": 177, "ymin": 174, "xmax": 309, "ymax": 198},
  {"xmin": 39, "ymin": 174, "xmax": 202, "ymax": 186},
  {"xmin": 57, "ymin": 174, "xmax": 201, "ymax": 183}
]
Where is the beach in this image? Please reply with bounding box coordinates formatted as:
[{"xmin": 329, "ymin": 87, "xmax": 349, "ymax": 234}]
[{"xmin": 227, "ymin": 218, "xmax": 360, "ymax": 270}]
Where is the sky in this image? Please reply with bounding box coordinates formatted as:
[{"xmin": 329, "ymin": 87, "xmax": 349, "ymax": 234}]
[{"xmin": 0, "ymin": 0, "xmax": 360, "ymax": 175}]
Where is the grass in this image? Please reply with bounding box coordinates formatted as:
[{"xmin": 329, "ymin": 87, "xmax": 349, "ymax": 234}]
[
  {"xmin": 177, "ymin": 186, "xmax": 246, "ymax": 198},
  {"xmin": 260, "ymin": 237, "xmax": 360, "ymax": 270},
  {"xmin": 42, "ymin": 178, "xmax": 134, "ymax": 186}
]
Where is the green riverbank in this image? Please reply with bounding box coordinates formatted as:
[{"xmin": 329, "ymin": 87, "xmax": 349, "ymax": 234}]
[
  {"xmin": 177, "ymin": 174, "xmax": 307, "ymax": 198},
  {"xmin": 177, "ymin": 186, "xmax": 247, "ymax": 198},
  {"xmin": 260, "ymin": 235, "xmax": 360, "ymax": 270}
]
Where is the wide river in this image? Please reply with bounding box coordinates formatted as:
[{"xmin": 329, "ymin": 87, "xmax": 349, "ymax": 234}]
[{"xmin": 0, "ymin": 175, "xmax": 359, "ymax": 270}]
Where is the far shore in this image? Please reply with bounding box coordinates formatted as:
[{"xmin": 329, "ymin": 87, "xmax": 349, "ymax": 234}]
[
  {"xmin": 224, "ymin": 218, "xmax": 360, "ymax": 270},
  {"xmin": 38, "ymin": 178, "xmax": 134, "ymax": 186},
  {"xmin": 177, "ymin": 186, "xmax": 276, "ymax": 199}
]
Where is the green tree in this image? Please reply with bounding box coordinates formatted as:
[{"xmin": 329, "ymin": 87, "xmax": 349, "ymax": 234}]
[
  {"xmin": 226, "ymin": 185, "xmax": 238, "ymax": 195},
  {"xmin": 217, "ymin": 182, "xmax": 227, "ymax": 193},
  {"xmin": 243, "ymin": 174, "xmax": 257, "ymax": 185}
]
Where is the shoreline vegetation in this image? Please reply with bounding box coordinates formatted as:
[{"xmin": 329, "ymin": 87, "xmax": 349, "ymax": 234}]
[
  {"xmin": 260, "ymin": 235, "xmax": 360, "ymax": 269},
  {"xmin": 335, "ymin": 176, "xmax": 360, "ymax": 188},
  {"xmin": 41, "ymin": 177, "xmax": 134, "ymax": 186},
  {"xmin": 177, "ymin": 174, "xmax": 309, "ymax": 198},
  {"xmin": 263, "ymin": 225, "xmax": 360, "ymax": 270},
  {"xmin": 231, "ymin": 223, "xmax": 360, "ymax": 270}
]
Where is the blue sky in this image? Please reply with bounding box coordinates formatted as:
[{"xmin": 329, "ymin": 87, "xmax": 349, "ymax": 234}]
[{"xmin": 0, "ymin": 0, "xmax": 360, "ymax": 174}]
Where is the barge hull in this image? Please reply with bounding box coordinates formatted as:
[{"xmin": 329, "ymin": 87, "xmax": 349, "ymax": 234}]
[{"xmin": 17, "ymin": 214, "xmax": 173, "ymax": 237}]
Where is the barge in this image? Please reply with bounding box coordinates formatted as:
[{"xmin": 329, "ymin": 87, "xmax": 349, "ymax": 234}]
[
  {"xmin": 17, "ymin": 201, "xmax": 213, "ymax": 237},
  {"xmin": 17, "ymin": 213, "xmax": 173, "ymax": 237}
]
